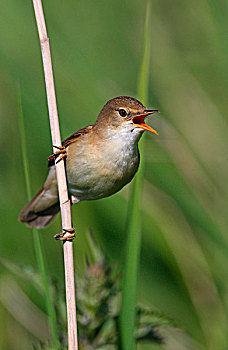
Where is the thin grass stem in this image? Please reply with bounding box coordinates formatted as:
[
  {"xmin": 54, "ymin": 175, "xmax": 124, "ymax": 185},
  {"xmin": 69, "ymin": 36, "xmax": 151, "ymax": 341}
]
[
  {"xmin": 119, "ymin": 2, "xmax": 152, "ymax": 350},
  {"xmin": 18, "ymin": 90, "xmax": 59, "ymax": 349},
  {"xmin": 32, "ymin": 1, "xmax": 78, "ymax": 349}
]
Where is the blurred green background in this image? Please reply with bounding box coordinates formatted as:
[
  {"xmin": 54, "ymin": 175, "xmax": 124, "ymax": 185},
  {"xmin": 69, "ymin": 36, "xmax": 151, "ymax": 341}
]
[{"xmin": 0, "ymin": 0, "xmax": 227, "ymax": 349}]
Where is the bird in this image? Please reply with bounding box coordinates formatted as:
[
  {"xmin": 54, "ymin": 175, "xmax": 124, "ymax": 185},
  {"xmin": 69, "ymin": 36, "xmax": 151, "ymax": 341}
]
[{"xmin": 19, "ymin": 96, "xmax": 159, "ymax": 230}]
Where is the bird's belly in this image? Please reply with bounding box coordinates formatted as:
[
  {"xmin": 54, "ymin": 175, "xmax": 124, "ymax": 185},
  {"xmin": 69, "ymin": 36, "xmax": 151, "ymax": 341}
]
[{"xmin": 66, "ymin": 149, "xmax": 139, "ymax": 201}]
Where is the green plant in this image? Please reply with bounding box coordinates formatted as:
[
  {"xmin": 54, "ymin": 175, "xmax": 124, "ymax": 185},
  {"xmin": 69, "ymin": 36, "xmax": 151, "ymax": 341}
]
[{"xmin": 0, "ymin": 233, "xmax": 180, "ymax": 350}]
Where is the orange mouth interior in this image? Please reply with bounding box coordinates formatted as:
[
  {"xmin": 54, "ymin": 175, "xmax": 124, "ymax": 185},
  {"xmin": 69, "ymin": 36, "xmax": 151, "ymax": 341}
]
[{"xmin": 131, "ymin": 110, "xmax": 159, "ymax": 135}]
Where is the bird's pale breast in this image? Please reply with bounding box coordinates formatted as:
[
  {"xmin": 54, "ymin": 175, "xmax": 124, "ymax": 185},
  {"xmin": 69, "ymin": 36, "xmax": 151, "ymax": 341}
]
[{"xmin": 66, "ymin": 127, "xmax": 141, "ymax": 201}]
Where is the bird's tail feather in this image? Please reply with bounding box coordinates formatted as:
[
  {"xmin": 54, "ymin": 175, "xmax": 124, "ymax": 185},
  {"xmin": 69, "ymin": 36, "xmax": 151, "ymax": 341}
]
[{"xmin": 19, "ymin": 186, "xmax": 60, "ymax": 229}]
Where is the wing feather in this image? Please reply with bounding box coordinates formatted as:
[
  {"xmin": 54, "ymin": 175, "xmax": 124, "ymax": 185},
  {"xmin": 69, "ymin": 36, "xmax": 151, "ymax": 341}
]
[{"xmin": 47, "ymin": 125, "xmax": 93, "ymax": 167}]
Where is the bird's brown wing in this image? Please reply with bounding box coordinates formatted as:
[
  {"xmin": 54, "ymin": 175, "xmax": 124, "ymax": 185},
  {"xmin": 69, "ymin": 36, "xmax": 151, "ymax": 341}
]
[{"xmin": 48, "ymin": 125, "xmax": 93, "ymax": 168}]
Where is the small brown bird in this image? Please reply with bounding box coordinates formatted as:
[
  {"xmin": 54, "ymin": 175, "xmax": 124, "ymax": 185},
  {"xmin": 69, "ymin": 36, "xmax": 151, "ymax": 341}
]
[{"xmin": 19, "ymin": 96, "xmax": 159, "ymax": 229}]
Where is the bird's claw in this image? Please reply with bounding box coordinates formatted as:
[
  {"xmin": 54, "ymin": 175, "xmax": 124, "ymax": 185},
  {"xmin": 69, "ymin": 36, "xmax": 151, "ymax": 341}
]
[
  {"xmin": 54, "ymin": 228, "xmax": 76, "ymax": 241},
  {"xmin": 48, "ymin": 145, "xmax": 67, "ymax": 165}
]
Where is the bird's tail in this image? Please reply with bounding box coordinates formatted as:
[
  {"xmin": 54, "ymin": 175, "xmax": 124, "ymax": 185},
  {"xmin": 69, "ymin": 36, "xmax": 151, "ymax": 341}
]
[{"xmin": 19, "ymin": 186, "xmax": 60, "ymax": 229}]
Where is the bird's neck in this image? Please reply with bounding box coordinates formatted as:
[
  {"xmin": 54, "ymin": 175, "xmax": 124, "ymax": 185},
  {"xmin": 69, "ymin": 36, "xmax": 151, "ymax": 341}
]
[{"xmin": 93, "ymin": 123, "xmax": 143, "ymax": 149}]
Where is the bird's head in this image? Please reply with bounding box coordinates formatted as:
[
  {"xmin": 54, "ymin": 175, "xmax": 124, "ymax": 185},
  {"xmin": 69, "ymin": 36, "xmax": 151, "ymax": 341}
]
[{"xmin": 95, "ymin": 96, "xmax": 159, "ymax": 136}]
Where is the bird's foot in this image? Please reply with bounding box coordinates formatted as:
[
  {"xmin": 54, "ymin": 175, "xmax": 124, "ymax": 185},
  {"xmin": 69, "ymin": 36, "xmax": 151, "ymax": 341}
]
[
  {"xmin": 48, "ymin": 145, "xmax": 67, "ymax": 165},
  {"xmin": 54, "ymin": 228, "xmax": 76, "ymax": 241}
]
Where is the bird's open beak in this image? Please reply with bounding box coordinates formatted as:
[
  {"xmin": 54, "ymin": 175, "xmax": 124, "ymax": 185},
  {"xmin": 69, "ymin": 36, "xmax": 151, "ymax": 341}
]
[{"xmin": 131, "ymin": 110, "xmax": 159, "ymax": 135}]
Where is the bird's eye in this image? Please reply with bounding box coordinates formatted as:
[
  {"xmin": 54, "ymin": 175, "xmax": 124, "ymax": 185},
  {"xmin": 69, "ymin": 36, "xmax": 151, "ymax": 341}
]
[{"xmin": 118, "ymin": 109, "xmax": 127, "ymax": 117}]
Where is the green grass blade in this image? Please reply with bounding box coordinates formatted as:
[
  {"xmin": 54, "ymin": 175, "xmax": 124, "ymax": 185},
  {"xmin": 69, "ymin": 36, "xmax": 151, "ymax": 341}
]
[
  {"xmin": 18, "ymin": 89, "xmax": 59, "ymax": 349},
  {"xmin": 137, "ymin": 0, "xmax": 151, "ymax": 105},
  {"xmin": 119, "ymin": 175, "xmax": 143, "ymax": 350},
  {"xmin": 119, "ymin": 2, "xmax": 152, "ymax": 350}
]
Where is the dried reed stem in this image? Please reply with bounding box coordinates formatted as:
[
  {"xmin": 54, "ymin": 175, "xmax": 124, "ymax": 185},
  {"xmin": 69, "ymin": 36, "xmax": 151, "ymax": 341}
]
[{"xmin": 32, "ymin": 1, "xmax": 78, "ymax": 349}]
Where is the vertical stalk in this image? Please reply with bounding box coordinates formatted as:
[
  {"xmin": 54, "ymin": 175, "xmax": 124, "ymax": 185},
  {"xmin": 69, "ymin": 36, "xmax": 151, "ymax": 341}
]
[
  {"xmin": 119, "ymin": 2, "xmax": 152, "ymax": 350},
  {"xmin": 32, "ymin": 1, "xmax": 78, "ymax": 349}
]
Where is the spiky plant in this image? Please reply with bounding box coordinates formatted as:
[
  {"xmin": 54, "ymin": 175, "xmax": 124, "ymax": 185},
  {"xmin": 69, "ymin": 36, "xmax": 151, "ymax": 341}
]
[{"xmin": 1, "ymin": 234, "xmax": 181, "ymax": 350}]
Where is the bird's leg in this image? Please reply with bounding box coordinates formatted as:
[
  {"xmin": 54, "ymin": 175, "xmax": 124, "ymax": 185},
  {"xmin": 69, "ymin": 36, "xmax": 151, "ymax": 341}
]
[
  {"xmin": 48, "ymin": 145, "xmax": 67, "ymax": 165},
  {"xmin": 54, "ymin": 228, "xmax": 76, "ymax": 241}
]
